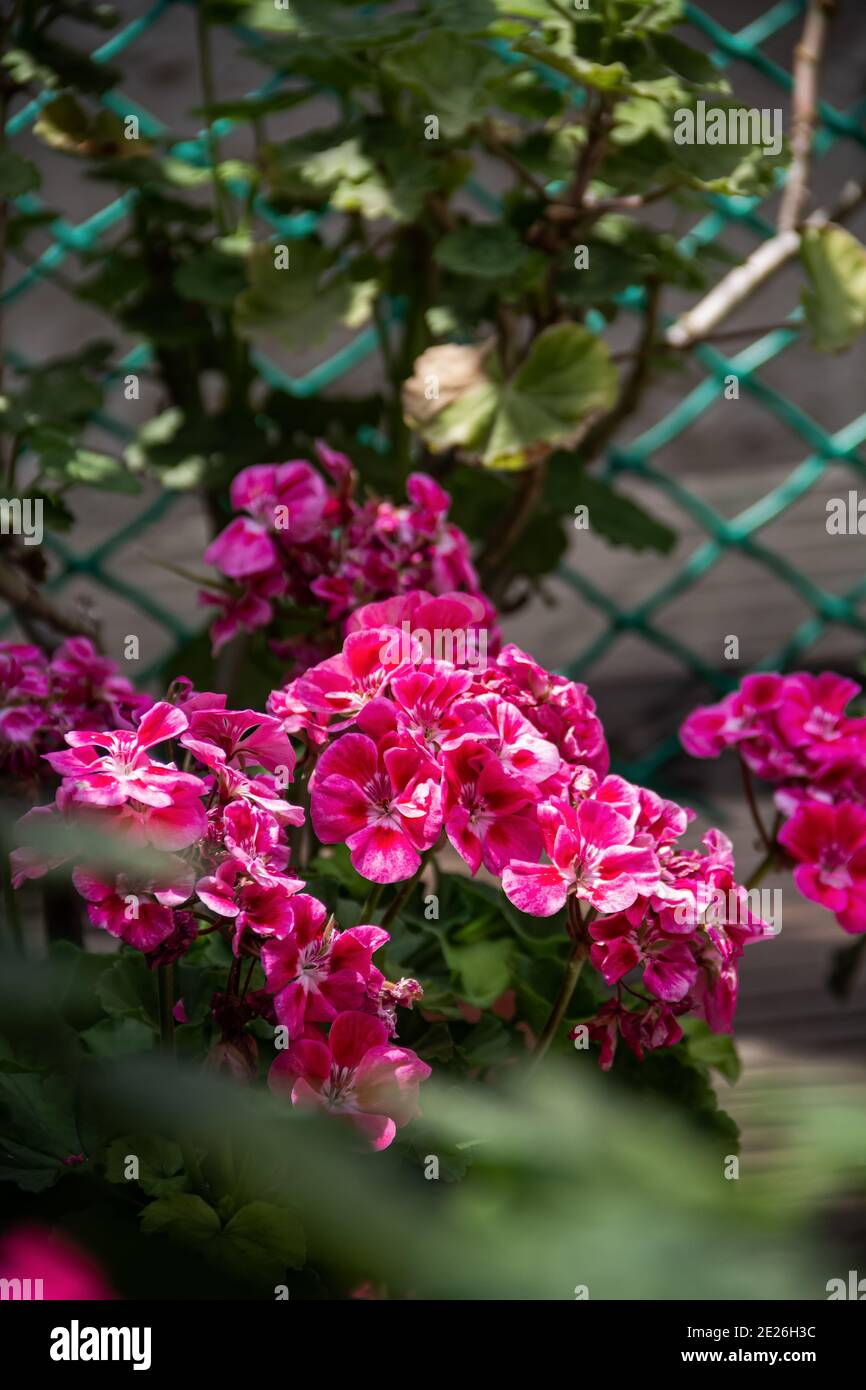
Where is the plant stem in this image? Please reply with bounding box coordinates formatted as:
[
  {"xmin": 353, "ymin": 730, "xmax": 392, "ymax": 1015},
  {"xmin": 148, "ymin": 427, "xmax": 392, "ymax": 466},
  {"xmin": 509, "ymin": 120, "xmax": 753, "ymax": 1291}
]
[
  {"xmin": 745, "ymin": 847, "xmax": 778, "ymax": 891},
  {"xmin": 739, "ymin": 752, "xmax": 773, "ymax": 855},
  {"xmin": 777, "ymin": 0, "xmax": 835, "ymax": 234},
  {"xmin": 1, "ymin": 843, "xmax": 22, "ymax": 953},
  {"xmin": 359, "ymin": 883, "xmax": 383, "ymax": 922},
  {"xmin": 479, "ymin": 460, "xmax": 547, "ymax": 599},
  {"xmin": 579, "ymin": 277, "xmax": 661, "ymax": 463},
  {"xmin": 380, "ymin": 851, "xmax": 432, "ymax": 929},
  {"xmin": 195, "ymin": 5, "xmax": 231, "ymax": 236},
  {"xmin": 180, "ymin": 1140, "xmax": 209, "ymax": 1199},
  {"xmin": 157, "ymin": 963, "xmax": 175, "ymax": 1055},
  {"xmin": 240, "ymin": 955, "xmax": 257, "ymax": 999},
  {"xmin": 0, "ymin": 554, "xmax": 102, "ymax": 645},
  {"xmin": 532, "ymin": 939, "xmax": 587, "ymax": 1068}
]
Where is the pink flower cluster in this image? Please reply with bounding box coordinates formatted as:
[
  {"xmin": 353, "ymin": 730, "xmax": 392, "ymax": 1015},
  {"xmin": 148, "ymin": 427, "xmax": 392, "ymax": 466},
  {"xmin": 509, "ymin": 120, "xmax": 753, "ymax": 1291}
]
[
  {"xmin": 10, "ymin": 593, "xmax": 774, "ymax": 1097},
  {"xmin": 270, "ymin": 588, "xmax": 768, "ymax": 1069},
  {"xmin": 681, "ymin": 671, "xmax": 866, "ymax": 935},
  {"xmin": 200, "ymin": 446, "xmax": 496, "ymax": 670},
  {"xmin": 0, "ymin": 637, "xmax": 152, "ymax": 783},
  {"xmin": 13, "ymin": 690, "xmax": 428, "ymax": 1149}
]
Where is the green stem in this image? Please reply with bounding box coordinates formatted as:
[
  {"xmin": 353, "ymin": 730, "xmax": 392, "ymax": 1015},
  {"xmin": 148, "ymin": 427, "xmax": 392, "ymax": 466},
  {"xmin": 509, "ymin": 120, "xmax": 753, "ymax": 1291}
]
[
  {"xmin": 745, "ymin": 813, "xmax": 784, "ymax": 890},
  {"xmin": 289, "ymin": 745, "xmax": 316, "ymax": 870},
  {"xmin": 195, "ymin": 5, "xmax": 231, "ymax": 235},
  {"xmin": 1, "ymin": 844, "xmax": 23, "ymax": 953},
  {"xmin": 531, "ymin": 940, "xmax": 587, "ymax": 1068},
  {"xmin": 359, "ymin": 883, "xmax": 383, "ymax": 922},
  {"xmin": 739, "ymin": 752, "xmax": 773, "ymax": 855},
  {"xmin": 380, "ymin": 851, "xmax": 432, "ymax": 929},
  {"xmin": 745, "ymin": 848, "xmax": 777, "ymax": 891},
  {"xmin": 180, "ymin": 1140, "xmax": 209, "ymax": 1199},
  {"xmin": 157, "ymin": 963, "xmax": 175, "ymax": 1055}
]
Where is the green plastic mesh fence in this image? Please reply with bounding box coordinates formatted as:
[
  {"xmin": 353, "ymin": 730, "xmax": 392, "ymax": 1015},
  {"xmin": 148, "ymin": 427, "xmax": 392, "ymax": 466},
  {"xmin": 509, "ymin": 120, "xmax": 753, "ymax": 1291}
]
[{"xmin": 3, "ymin": 0, "xmax": 866, "ymax": 787}]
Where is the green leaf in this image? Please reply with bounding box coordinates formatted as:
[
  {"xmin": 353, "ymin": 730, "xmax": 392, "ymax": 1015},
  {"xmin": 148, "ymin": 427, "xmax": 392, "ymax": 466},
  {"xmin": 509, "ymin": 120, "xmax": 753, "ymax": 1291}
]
[
  {"xmin": 514, "ymin": 36, "xmax": 628, "ymax": 94},
  {"xmin": 5, "ymin": 35, "xmax": 120, "ymax": 95},
  {"xmin": 141, "ymin": 1195, "xmax": 305, "ymax": 1286},
  {"xmin": 611, "ymin": 1036, "xmax": 740, "ymax": 1143},
  {"xmin": 0, "ymin": 150, "xmax": 40, "ymax": 197},
  {"xmin": 456, "ymin": 1015, "xmax": 513, "ymax": 1068},
  {"xmin": 611, "ymin": 95, "xmax": 670, "ymax": 146},
  {"xmin": 307, "ymin": 845, "xmax": 368, "ymax": 903},
  {"xmin": 571, "ymin": 472, "xmax": 676, "ymax": 554},
  {"xmin": 249, "ymin": 0, "xmax": 418, "ymax": 46},
  {"xmin": 651, "ymin": 32, "xmax": 724, "ymax": 87},
  {"xmin": 47, "ymin": 940, "xmax": 115, "ymax": 1031},
  {"xmin": 141, "ymin": 1193, "xmax": 221, "ymax": 1244},
  {"xmin": 434, "ymin": 224, "xmax": 530, "ymax": 280},
  {"xmin": 33, "ymin": 94, "xmax": 147, "ymax": 159},
  {"xmin": 65, "ymin": 448, "xmax": 141, "ymax": 493},
  {"xmin": 235, "ymin": 241, "xmax": 376, "ymax": 351},
  {"xmin": 15, "ymin": 356, "xmax": 106, "ymax": 422},
  {"xmin": 96, "ymin": 952, "xmax": 160, "ymax": 1031},
  {"xmin": 681, "ymin": 1018, "xmax": 741, "ymax": 1084},
  {"xmin": 81, "ymin": 1017, "xmax": 154, "ymax": 1058},
  {"xmin": 0, "ymin": 1072, "xmax": 81, "ymax": 1192},
  {"xmin": 382, "ymin": 33, "xmax": 509, "ymax": 139},
  {"xmin": 79, "ymin": 252, "xmax": 150, "ymax": 308},
  {"xmin": 269, "ymin": 131, "xmax": 448, "ymax": 223},
  {"xmin": 191, "ymin": 90, "xmax": 312, "ymax": 122},
  {"xmin": 220, "ymin": 1202, "xmax": 306, "ymax": 1282},
  {"xmin": 174, "ymin": 248, "xmax": 248, "ymax": 307},
  {"xmin": 442, "ymin": 938, "xmax": 512, "ymax": 1009},
  {"xmin": 405, "ymin": 325, "xmax": 618, "ymax": 469},
  {"xmin": 106, "ymin": 1134, "xmax": 188, "ymax": 1196},
  {"xmin": 800, "ymin": 223, "xmax": 866, "ymax": 354}
]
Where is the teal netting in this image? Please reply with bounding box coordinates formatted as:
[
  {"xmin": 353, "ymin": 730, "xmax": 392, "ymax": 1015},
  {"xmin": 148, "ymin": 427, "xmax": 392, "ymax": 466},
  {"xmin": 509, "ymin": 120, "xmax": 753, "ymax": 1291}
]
[{"xmin": 3, "ymin": 0, "xmax": 866, "ymax": 785}]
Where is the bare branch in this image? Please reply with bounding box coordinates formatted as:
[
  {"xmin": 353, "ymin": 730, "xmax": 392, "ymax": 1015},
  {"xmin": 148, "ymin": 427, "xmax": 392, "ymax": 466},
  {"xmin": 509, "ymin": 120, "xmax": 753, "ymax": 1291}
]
[
  {"xmin": 583, "ymin": 184, "xmax": 678, "ymax": 214},
  {"xmin": 580, "ymin": 278, "xmax": 663, "ymax": 461},
  {"xmin": 0, "ymin": 554, "xmax": 101, "ymax": 645},
  {"xmin": 665, "ymin": 178, "xmax": 866, "ymax": 350},
  {"xmin": 777, "ymin": 0, "xmax": 836, "ymax": 234},
  {"xmin": 478, "ymin": 459, "xmax": 548, "ymax": 600},
  {"xmin": 480, "ymin": 119, "xmax": 550, "ymax": 201}
]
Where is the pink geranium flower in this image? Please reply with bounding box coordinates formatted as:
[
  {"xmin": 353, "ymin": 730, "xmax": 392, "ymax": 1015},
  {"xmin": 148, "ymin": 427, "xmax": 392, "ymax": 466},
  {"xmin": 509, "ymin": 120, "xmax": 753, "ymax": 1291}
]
[
  {"xmin": 230, "ymin": 460, "xmax": 328, "ymax": 541},
  {"xmin": 268, "ymin": 680, "xmax": 333, "ymax": 746},
  {"xmin": 204, "ymin": 516, "xmax": 280, "ymax": 579},
  {"xmin": 778, "ymin": 800, "xmax": 866, "ymax": 933},
  {"xmin": 442, "ymin": 741, "xmax": 542, "ymax": 875},
  {"xmin": 311, "ymin": 731, "xmax": 441, "ymax": 883},
  {"xmin": 388, "ymin": 664, "xmax": 479, "ymax": 752},
  {"xmin": 217, "ymin": 800, "xmax": 300, "ymax": 888},
  {"xmin": 502, "ymin": 795, "xmax": 660, "ymax": 917},
  {"xmin": 196, "ymin": 862, "xmax": 303, "ymax": 946},
  {"xmin": 489, "ymin": 644, "xmax": 609, "ymax": 777},
  {"xmin": 589, "ymin": 909, "xmax": 698, "ymax": 1002},
  {"xmin": 775, "ymin": 672, "xmax": 865, "ymax": 758},
  {"xmin": 268, "ymin": 1010, "xmax": 431, "ymax": 1150},
  {"xmin": 575, "ymin": 999, "xmax": 685, "ymax": 1070},
  {"xmin": 215, "ymin": 764, "xmax": 304, "ymax": 828},
  {"xmin": 44, "ymin": 702, "xmax": 207, "ymax": 850},
  {"xmin": 448, "ymin": 692, "xmax": 560, "ymax": 785},
  {"xmin": 198, "ymin": 576, "xmax": 282, "ymax": 652},
  {"xmin": 297, "ymin": 628, "xmax": 418, "ymax": 724},
  {"xmin": 261, "ymin": 896, "xmax": 389, "ymax": 1035},
  {"xmin": 72, "ymin": 858, "xmax": 193, "ymax": 952},
  {"xmin": 180, "ymin": 707, "xmax": 295, "ymax": 777}
]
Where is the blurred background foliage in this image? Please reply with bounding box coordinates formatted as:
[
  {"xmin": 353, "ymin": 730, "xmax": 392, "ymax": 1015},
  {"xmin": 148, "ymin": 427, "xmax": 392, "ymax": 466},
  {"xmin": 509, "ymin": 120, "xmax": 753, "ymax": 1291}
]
[{"xmin": 1, "ymin": 938, "xmax": 865, "ymax": 1300}]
